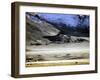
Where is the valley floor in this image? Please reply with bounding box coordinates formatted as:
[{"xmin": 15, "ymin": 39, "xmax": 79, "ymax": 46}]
[{"xmin": 26, "ymin": 42, "xmax": 89, "ymax": 67}]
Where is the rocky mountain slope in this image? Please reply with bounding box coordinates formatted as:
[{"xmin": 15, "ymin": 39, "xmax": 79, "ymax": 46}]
[
  {"xmin": 26, "ymin": 12, "xmax": 89, "ymax": 46},
  {"xmin": 26, "ymin": 13, "xmax": 60, "ymax": 45}
]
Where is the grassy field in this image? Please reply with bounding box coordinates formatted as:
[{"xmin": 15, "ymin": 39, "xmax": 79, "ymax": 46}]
[{"xmin": 26, "ymin": 59, "xmax": 89, "ymax": 67}]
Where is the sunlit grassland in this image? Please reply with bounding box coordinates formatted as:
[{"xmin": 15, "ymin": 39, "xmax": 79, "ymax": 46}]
[{"xmin": 26, "ymin": 59, "xmax": 89, "ymax": 67}]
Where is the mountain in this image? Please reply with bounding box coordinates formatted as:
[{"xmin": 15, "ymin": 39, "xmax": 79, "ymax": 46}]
[
  {"xmin": 38, "ymin": 13, "xmax": 89, "ymax": 37},
  {"xmin": 26, "ymin": 13, "xmax": 89, "ymax": 46},
  {"xmin": 26, "ymin": 13, "xmax": 60, "ymax": 45}
]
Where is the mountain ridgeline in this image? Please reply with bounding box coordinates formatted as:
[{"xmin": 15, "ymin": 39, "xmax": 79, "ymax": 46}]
[{"xmin": 26, "ymin": 12, "xmax": 89, "ymax": 45}]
